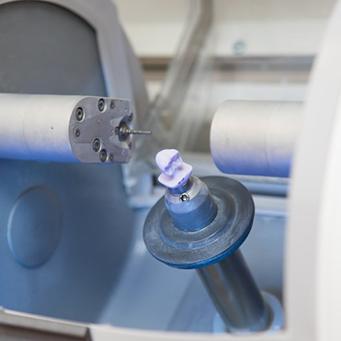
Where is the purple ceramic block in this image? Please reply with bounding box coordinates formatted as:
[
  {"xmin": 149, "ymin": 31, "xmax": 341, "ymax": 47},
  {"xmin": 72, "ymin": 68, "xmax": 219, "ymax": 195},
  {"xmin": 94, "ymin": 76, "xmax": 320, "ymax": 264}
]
[{"xmin": 155, "ymin": 149, "xmax": 192, "ymax": 189}]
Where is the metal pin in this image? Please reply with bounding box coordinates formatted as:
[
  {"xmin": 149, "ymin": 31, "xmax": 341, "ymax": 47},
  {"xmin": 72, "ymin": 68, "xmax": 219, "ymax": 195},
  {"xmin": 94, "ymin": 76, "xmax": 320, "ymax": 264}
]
[
  {"xmin": 115, "ymin": 122, "xmax": 151, "ymax": 141},
  {"xmin": 125, "ymin": 129, "xmax": 152, "ymax": 136}
]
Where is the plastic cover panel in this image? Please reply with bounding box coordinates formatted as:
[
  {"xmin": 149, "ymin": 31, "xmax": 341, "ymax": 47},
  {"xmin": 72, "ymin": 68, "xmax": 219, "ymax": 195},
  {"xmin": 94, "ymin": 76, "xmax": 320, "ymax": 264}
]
[{"xmin": 0, "ymin": 1, "xmax": 135, "ymax": 323}]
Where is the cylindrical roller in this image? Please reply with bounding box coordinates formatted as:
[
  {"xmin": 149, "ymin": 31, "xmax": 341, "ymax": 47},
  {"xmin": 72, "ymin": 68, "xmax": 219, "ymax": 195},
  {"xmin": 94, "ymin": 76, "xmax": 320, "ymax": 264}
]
[
  {"xmin": 0, "ymin": 94, "xmax": 134, "ymax": 163},
  {"xmin": 210, "ymin": 101, "xmax": 302, "ymax": 177}
]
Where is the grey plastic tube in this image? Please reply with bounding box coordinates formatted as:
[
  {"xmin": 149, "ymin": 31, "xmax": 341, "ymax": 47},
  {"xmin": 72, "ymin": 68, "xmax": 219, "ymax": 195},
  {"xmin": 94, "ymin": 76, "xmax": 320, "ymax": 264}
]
[
  {"xmin": 0, "ymin": 94, "xmax": 133, "ymax": 163},
  {"xmin": 210, "ymin": 101, "xmax": 302, "ymax": 177}
]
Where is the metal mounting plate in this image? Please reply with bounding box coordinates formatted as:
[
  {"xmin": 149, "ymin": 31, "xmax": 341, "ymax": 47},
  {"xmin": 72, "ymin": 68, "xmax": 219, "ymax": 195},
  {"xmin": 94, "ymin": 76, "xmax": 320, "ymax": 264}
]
[{"xmin": 70, "ymin": 97, "xmax": 133, "ymax": 163}]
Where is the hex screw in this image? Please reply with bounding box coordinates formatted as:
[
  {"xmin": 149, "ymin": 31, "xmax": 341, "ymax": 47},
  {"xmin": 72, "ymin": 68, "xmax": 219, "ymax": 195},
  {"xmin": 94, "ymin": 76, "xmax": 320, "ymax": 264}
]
[
  {"xmin": 180, "ymin": 193, "xmax": 190, "ymax": 202},
  {"xmin": 98, "ymin": 98, "xmax": 105, "ymax": 112},
  {"xmin": 76, "ymin": 107, "xmax": 84, "ymax": 121},
  {"xmin": 74, "ymin": 128, "xmax": 81, "ymax": 137},
  {"xmin": 99, "ymin": 149, "xmax": 107, "ymax": 162},
  {"xmin": 92, "ymin": 138, "xmax": 101, "ymax": 152}
]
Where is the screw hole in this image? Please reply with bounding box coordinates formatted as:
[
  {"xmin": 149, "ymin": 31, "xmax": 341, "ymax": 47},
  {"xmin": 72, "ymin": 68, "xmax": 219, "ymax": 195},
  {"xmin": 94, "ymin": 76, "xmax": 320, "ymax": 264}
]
[
  {"xmin": 74, "ymin": 128, "xmax": 81, "ymax": 137},
  {"xmin": 76, "ymin": 107, "xmax": 84, "ymax": 121},
  {"xmin": 98, "ymin": 98, "xmax": 105, "ymax": 112},
  {"xmin": 92, "ymin": 138, "xmax": 101, "ymax": 152},
  {"xmin": 99, "ymin": 149, "xmax": 107, "ymax": 162}
]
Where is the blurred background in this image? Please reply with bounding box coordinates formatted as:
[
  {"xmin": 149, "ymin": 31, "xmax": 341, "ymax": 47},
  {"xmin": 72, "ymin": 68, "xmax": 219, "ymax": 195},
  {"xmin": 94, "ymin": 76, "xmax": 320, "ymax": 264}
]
[{"xmin": 116, "ymin": 0, "xmax": 334, "ymax": 158}]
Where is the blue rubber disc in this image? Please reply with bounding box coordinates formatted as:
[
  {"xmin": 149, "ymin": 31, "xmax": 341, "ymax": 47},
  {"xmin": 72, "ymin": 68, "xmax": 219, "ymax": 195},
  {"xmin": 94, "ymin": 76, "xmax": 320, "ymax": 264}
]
[{"xmin": 143, "ymin": 176, "xmax": 255, "ymax": 269}]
